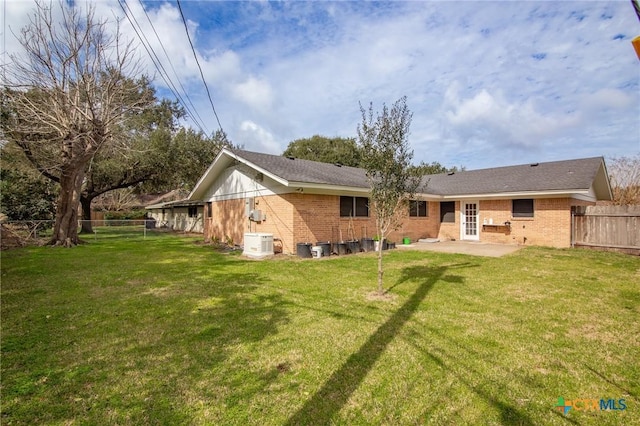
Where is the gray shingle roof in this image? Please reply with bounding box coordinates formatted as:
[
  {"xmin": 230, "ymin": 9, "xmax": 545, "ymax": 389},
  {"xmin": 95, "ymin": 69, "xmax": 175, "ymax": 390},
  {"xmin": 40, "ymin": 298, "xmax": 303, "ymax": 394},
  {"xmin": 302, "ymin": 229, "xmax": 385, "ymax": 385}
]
[
  {"xmin": 421, "ymin": 157, "xmax": 605, "ymax": 196},
  {"xmin": 234, "ymin": 149, "xmax": 605, "ymax": 196},
  {"xmin": 233, "ymin": 149, "xmax": 370, "ymax": 188}
]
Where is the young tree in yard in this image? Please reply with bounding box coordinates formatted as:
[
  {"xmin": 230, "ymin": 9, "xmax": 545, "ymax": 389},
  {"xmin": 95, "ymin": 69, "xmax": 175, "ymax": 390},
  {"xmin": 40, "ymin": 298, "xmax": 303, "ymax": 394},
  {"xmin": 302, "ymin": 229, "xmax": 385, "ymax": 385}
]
[
  {"xmin": 2, "ymin": 1, "xmax": 148, "ymax": 246},
  {"xmin": 357, "ymin": 96, "xmax": 421, "ymax": 294},
  {"xmin": 608, "ymin": 155, "xmax": 640, "ymax": 205}
]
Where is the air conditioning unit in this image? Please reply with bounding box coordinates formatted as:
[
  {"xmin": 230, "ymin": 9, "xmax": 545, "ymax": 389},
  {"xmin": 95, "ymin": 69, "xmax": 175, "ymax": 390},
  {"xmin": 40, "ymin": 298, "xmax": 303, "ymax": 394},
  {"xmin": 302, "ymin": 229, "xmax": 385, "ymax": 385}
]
[{"xmin": 242, "ymin": 233, "xmax": 274, "ymax": 258}]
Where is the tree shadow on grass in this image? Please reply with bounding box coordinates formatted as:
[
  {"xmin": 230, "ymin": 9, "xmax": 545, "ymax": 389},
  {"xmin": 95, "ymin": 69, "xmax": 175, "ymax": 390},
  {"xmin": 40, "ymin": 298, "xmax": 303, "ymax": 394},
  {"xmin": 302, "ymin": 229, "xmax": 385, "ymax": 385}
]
[
  {"xmin": 584, "ymin": 365, "xmax": 638, "ymax": 400},
  {"xmin": 409, "ymin": 318, "xmax": 537, "ymax": 424},
  {"xmin": 285, "ymin": 263, "xmax": 471, "ymax": 425}
]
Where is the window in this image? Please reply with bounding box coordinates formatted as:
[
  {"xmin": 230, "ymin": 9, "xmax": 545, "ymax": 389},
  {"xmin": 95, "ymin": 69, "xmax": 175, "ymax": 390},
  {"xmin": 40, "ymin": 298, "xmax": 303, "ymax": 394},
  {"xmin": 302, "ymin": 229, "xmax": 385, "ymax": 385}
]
[
  {"xmin": 440, "ymin": 201, "xmax": 455, "ymax": 223},
  {"xmin": 512, "ymin": 199, "xmax": 534, "ymax": 218},
  {"xmin": 188, "ymin": 206, "xmax": 198, "ymax": 218},
  {"xmin": 409, "ymin": 200, "xmax": 428, "ymax": 217},
  {"xmin": 340, "ymin": 196, "xmax": 369, "ymax": 217}
]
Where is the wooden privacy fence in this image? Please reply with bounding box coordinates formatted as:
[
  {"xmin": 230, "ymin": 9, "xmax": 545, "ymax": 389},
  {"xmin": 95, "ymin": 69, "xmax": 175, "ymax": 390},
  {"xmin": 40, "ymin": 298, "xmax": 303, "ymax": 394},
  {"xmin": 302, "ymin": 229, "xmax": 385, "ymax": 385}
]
[{"xmin": 573, "ymin": 205, "xmax": 640, "ymax": 255}]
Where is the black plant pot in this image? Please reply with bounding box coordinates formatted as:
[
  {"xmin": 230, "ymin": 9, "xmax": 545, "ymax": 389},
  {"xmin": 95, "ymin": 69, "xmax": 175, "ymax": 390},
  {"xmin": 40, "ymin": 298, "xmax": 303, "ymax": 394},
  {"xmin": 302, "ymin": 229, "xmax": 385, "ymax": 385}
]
[
  {"xmin": 332, "ymin": 242, "xmax": 348, "ymax": 255},
  {"xmin": 316, "ymin": 241, "xmax": 331, "ymax": 257},
  {"xmin": 296, "ymin": 242, "xmax": 312, "ymax": 258},
  {"xmin": 361, "ymin": 238, "xmax": 374, "ymax": 252}
]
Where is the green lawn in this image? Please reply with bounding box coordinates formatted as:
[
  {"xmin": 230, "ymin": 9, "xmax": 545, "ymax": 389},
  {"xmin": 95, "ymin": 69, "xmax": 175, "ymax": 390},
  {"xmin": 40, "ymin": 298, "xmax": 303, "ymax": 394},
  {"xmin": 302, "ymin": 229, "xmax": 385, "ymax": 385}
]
[{"xmin": 1, "ymin": 231, "xmax": 638, "ymax": 425}]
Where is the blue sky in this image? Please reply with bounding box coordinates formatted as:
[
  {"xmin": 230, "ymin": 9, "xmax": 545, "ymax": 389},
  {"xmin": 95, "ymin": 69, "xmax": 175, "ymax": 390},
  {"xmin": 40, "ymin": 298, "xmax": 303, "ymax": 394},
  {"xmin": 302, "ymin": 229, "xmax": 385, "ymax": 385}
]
[{"xmin": 3, "ymin": 0, "xmax": 639, "ymax": 169}]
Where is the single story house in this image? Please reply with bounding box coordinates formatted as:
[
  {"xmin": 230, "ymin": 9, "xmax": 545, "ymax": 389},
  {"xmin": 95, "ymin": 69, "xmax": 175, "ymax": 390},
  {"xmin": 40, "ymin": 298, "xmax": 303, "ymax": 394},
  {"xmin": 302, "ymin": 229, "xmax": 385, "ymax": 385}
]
[
  {"xmin": 145, "ymin": 199, "xmax": 205, "ymax": 233},
  {"xmin": 186, "ymin": 148, "xmax": 612, "ymax": 254}
]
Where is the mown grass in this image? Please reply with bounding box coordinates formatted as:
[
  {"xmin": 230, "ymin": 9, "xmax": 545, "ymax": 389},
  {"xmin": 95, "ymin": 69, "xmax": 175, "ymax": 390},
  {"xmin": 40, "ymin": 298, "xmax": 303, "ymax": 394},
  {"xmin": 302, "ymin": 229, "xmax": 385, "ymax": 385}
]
[{"xmin": 1, "ymin": 231, "xmax": 638, "ymax": 425}]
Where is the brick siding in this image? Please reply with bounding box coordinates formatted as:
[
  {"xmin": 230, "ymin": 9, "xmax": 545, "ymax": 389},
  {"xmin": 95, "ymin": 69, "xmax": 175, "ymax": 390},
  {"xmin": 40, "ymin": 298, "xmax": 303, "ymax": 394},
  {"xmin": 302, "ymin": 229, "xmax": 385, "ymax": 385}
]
[{"xmin": 205, "ymin": 194, "xmax": 590, "ymax": 252}]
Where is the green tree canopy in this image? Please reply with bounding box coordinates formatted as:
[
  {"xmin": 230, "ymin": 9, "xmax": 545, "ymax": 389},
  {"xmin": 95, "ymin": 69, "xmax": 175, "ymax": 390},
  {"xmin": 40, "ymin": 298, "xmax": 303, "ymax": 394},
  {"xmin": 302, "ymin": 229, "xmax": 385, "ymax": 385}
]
[
  {"xmin": 77, "ymin": 80, "xmax": 230, "ymax": 233},
  {"xmin": 282, "ymin": 135, "xmax": 361, "ymax": 167},
  {"xmin": 411, "ymin": 161, "xmax": 448, "ymax": 175},
  {"xmin": 0, "ymin": 143, "xmax": 57, "ymax": 222}
]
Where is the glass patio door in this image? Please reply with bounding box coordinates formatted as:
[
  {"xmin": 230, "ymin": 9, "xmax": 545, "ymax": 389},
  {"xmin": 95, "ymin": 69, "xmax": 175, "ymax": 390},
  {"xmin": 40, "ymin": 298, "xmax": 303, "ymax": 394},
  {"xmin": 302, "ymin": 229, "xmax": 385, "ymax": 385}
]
[{"xmin": 461, "ymin": 201, "xmax": 480, "ymax": 241}]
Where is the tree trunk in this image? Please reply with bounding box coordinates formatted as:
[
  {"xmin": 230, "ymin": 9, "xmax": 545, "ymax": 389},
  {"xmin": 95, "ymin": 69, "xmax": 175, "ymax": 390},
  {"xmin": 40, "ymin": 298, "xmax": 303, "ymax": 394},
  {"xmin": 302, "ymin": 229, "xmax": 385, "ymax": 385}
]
[
  {"xmin": 377, "ymin": 244, "xmax": 384, "ymax": 294},
  {"xmin": 377, "ymin": 222, "xmax": 385, "ymax": 294},
  {"xmin": 80, "ymin": 196, "xmax": 94, "ymax": 234},
  {"xmin": 50, "ymin": 165, "xmax": 85, "ymax": 247}
]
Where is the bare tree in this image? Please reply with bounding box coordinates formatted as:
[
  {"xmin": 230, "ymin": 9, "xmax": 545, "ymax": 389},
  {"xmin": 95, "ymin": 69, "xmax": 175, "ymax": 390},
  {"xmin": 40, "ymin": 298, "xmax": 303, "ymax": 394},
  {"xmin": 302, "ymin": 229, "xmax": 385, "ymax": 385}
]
[
  {"xmin": 609, "ymin": 155, "xmax": 640, "ymax": 205},
  {"xmin": 2, "ymin": 1, "xmax": 149, "ymax": 246},
  {"xmin": 357, "ymin": 96, "xmax": 420, "ymax": 294}
]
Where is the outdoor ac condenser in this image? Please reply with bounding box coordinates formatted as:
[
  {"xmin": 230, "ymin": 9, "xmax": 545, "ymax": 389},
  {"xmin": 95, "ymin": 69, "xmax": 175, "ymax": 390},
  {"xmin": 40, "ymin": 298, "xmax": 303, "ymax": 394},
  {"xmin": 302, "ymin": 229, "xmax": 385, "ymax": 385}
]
[{"xmin": 242, "ymin": 233, "xmax": 274, "ymax": 258}]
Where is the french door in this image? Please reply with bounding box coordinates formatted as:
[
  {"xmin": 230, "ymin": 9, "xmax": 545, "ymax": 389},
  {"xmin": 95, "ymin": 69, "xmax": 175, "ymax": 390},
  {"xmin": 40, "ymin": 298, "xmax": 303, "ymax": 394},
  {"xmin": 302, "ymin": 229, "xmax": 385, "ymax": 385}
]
[{"xmin": 461, "ymin": 201, "xmax": 479, "ymax": 241}]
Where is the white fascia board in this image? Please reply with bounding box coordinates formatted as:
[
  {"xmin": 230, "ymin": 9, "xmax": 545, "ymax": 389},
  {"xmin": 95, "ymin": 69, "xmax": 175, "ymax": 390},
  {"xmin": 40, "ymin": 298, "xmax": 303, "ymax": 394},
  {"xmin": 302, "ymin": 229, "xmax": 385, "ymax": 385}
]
[
  {"xmin": 435, "ymin": 189, "xmax": 593, "ymax": 200},
  {"xmin": 145, "ymin": 203, "xmax": 167, "ymax": 210}
]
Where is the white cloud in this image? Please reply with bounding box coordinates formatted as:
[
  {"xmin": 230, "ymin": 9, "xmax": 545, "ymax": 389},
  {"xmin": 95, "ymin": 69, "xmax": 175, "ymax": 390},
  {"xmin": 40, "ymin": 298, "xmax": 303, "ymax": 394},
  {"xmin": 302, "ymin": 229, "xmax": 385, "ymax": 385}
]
[
  {"xmin": 4, "ymin": 0, "xmax": 639, "ymax": 170},
  {"xmin": 238, "ymin": 120, "xmax": 280, "ymax": 154},
  {"xmin": 443, "ymin": 82, "xmax": 582, "ymax": 149},
  {"xmin": 581, "ymin": 89, "xmax": 635, "ymax": 111},
  {"xmin": 232, "ymin": 77, "xmax": 274, "ymax": 113}
]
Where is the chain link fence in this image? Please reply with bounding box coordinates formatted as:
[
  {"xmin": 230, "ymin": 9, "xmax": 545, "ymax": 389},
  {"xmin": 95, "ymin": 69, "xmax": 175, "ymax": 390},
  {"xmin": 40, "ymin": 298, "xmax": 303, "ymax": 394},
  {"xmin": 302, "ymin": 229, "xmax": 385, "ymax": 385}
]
[{"xmin": 0, "ymin": 219, "xmax": 182, "ymax": 249}]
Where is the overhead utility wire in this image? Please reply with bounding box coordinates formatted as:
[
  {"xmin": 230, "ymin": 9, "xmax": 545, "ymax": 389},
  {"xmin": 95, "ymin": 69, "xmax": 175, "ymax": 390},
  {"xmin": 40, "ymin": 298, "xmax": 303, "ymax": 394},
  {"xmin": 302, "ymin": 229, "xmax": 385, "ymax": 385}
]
[
  {"xmin": 117, "ymin": 0, "xmax": 209, "ymax": 134},
  {"xmin": 176, "ymin": 0, "xmax": 225, "ymax": 135},
  {"xmin": 118, "ymin": 0, "xmax": 208, "ymax": 133},
  {"xmin": 633, "ymin": 0, "xmax": 640, "ymax": 23},
  {"xmin": 137, "ymin": 0, "xmax": 210, "ymax": 133}
]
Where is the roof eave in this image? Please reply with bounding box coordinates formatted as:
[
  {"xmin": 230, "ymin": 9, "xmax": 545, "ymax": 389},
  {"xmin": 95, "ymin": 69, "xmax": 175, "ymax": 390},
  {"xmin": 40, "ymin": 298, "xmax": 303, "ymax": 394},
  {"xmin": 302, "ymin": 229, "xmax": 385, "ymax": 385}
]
[{"xmin": 429, "ymin": 189, "xmax": 595, "ymax": 200}]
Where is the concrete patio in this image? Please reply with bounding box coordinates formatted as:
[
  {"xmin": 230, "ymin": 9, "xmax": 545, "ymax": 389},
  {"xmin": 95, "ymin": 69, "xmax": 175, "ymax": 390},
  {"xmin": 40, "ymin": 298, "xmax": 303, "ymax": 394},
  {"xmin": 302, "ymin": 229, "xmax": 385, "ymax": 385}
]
[{"xmin": 396, "ymin": 240, "xmax": 522, "ymax": 257}]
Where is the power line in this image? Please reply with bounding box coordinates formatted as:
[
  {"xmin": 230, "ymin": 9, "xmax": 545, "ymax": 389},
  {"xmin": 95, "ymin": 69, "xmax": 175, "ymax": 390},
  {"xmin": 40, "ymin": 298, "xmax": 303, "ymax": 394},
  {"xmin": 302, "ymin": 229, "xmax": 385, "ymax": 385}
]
[
  {"xmin": 136, "ymin": 0, "xmax": 210, "ymax": 133},
  {"xmin": 633, "ymin": 0, "xmax": 640, "ymax": 23},
  {"xmin": 118, "ymin": 0, "xmax": 208, "ymax": 133},
  {"xmin": 117, "ymin": 0, "xmax": 209, "ymax": 134},
  {"xmin": 176, "ymin": 0, "xmax": 224, "ymax": 135}
]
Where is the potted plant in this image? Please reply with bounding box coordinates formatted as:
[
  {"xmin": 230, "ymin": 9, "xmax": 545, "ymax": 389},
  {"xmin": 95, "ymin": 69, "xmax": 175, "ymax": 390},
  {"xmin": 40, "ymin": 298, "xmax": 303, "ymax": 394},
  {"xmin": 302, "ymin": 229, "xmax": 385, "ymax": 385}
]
[{"xmin": 373, "ymin": 235, "xmax": 385, "ymax": 252}]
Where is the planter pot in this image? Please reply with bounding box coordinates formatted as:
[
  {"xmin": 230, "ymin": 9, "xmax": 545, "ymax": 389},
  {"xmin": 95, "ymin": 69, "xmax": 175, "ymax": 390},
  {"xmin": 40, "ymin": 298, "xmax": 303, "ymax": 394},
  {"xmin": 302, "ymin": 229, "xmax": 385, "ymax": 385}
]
[
  {"xmin": 296, "ymin": 242, "xmax": 312, "ymax": 258},
  {"xmin": 316, "ymin": 241, "xmax": 331, "ymax": 257},
  {"xmin": 347, "ymin": 240, "xmax": 360, "ymax": 254},
  {"xmin": 332, "ymin": 242, "xmax": 348, "ymax": 255},
  {"xmin": 361, "ymin": 238, "xmax": 374, "ymax": 252},
  {"xmin": 374, "ymin": 239, "xmax": 387, "ymax": 251},
  {"xmin": 388, "ymin": 242, "xmax": 396, "ymax": 249}
]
